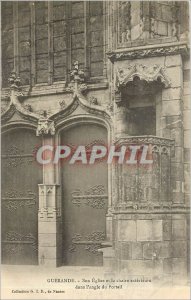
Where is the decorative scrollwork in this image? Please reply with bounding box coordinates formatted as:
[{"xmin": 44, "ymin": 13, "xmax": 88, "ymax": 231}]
[
  {"xmin": 85, "ymin": 244, "xmax": 100, "ymax": 255},
  {"xmin": 3, "ymin": 231, "xmax": 37, "ymax": 252},
  {"xmin": 86, "ymin": 232, "xmax": 105, "ymax": 241},
  {"xmin": 67, "ymin": 231, "xmax": 105, "ymax": 255},
  {"xmin": 2, "ymin": 145, "xmax": 35, "ymax": 168},
  {"xmin": 2, "ymin": 190, "xmax": 37, "ymax": 211},
  {"xmin": 71, "ymin": 185, "xmax": 107, "ymax": 209},
  {"xmin": 107, "ymin": 44, "xmax": 189, "ymax": 63},
  {"xmin": 5, "ymin": 244, "xmax": 23, "ymax": 255}
]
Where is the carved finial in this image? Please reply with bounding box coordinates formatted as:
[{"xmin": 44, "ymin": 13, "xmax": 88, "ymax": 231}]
[
  {"xmin": 8, "ymin": 71, "xmax": 21, "ymax": 91},
  {"xmin": 89, "ymin": 96, "xmax": 98, "ymax": 105},
  {"xmin": 70, "ymin": 61, "xmax": 85, "ymax": 84}
]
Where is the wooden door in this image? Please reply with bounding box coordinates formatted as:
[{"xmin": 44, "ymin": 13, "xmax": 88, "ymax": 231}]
[
  {"xmin": 61, "ymin": 123, "xmax": 108, "ymax": 266},
  {"xmin": 1, "ymin": 128, "xmax": 42, "ymax": 265}
]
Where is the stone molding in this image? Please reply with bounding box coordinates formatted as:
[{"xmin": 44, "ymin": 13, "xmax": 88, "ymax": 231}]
[
  {"xmin": 115, "ymin": 136, "xmax": 174, "ymax": 147},
  {"xmin": 112, "ymin": 203, "xmax": 190, "ymax": 215},
  {"xmin": 107, "ymin": 42, "xmax": 189, "ymax": 62}
]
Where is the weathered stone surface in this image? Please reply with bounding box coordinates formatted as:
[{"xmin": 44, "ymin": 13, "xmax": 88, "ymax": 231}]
[
  {"xmin": 137, "ymin": 220, "xmax": 152, "ymax": 241},
  {"xmin": 91, "ymin": 62, "xmax": 103, "ymax": 77},
  {"xmin": 183, "ymin": 95, "xmax": 191, "ymax": 110},
  {"xmin": 39, "ymin": 246, "xmax": 61, "ymax": 260},
  {"xmin": 90, "ymin": 1, "xmax": 103, "ymax": 16},
  {"xmin": 165, "ymin": 55, "xmax": 182, "ymax": 68},
  {"xmin": 36, "ymin": 24, "xmax": 48, "ymax": 39},
  {"xmin": 117, "ymin": 242, "xmax": 132, "ymax": 260},
  {"xmin": 183, "ymin": 83, "xmax": 190, "ymax": 96},
  {"xmin": 153, "ymin": 242, "xmax": 171, "ymax": 259},
  {"xmin": 53, "ymin": 21, "xmax": 66, "ymax": 36},
  {"xmin": 38, "ymin": 233, "xmax": 62, "ymax": 247},
  {"xmin": 119, "ymin": 260, "xmax": 154, "ymax": 276},
  {"xmin": 152, "ymin": 259, "xmax": 163, "ymax": 278},
  {"xmin": 172, "ymin": 219, "xmax": 187, "ymax": 240},
  {"xmin": 90, "ymin": 47, "xmax": 104, "ymax": 63},
  {"xmin": 36, "ymin": 69, "xmax": 48, "ymax": 83},
  {"xmin": 171, "ymin": 128, "xmax": 183, "ymax": 147},
  {"xmin": 183, "ymin": 69, "xmax": 190, "ymax": 82},
  {"xmin": 118, "ymin": 220, "xmax": 136, "ymax": 241},
  {"xmin": 163, "ymin": 220, "xmax": 172, "ymax": 241},
  {"xmin": 184, "ymin": 130, "xmax": 191, "ymax": 148},
  {"xmin": 171, "ymin": 147, "xmax": 183, "ymax": 163},
  {"xmin": 171, "ymin": 163, "xmax": 184, "ymax": 181},
  {"xmin": 172, "ymin": 241, "xmax": 187, "ymax": 258},
  {"xmin": 36, "ymin": 39, "xmax": 48, "ymax": 55},
  {"xmin": 132, "ymin": 242, "xmax": 143, "ymax": 259},
  {"xmin": 162, "ymin": 100, "xmax": 181, "ymax": 117},
  {"xmin": 53, "ymin": 3, "xmax": 66, "ymax": 21},
  {"xmin": 172, "ymin": 258, "xmax": 187, "ymax": 274},
  {"xmin": 152, "ymin": 220, "xmax": 163, "ymax": 241},
  {"xmin": 183, "ymin": 110, "xmax": 191, "ymax": 130},
  {"xmin": 166, "ymin": 66, "xmax": 183, "ymax": 88},
  {"xmin": 143, "ymin": 242, "xmax": 153, "ymax": 259},
  {"xmin": 39, "ymin": 221, "xmax": 62, "ymax": 234},
  {"xmin": 54, "ymin": 37, "xmax": 67, "ymax": 51},
  {"xmin": 36, "ymin": 56, "xmax": 48, "ymax": 70},
  {"xmin": 163, "ymin": 258, "xmax": 172, "ymax": 274}
]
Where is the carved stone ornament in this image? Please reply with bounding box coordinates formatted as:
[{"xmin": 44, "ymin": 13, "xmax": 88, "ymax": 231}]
[
  {"xmin": 89, "ymin": 96, "xmax": 98, "ymax": 105},
  {"xmin": 8, "ymin": 71, "xmax": 22, "ymax": 93},
  {"xmin": 36, "ymin": 117, "xmax": 55, "ymax": 136},
  {"xmin": 70, "ymin": 61, "xmax": 85, "ymax": 83},
  {"xmin": 107, "ymin": 43, "xmax": 189, "ymax": 62},
  {"xmin": 116, "ymin": 64, "xmax": 171, "ymax": 89},
  {"xmin": 1, "ymin": 71, "xmax": 39, "ymax": 125},
  {"xmin": 59, "ymin": 99, "xmax": 66, "ymax": 110}
]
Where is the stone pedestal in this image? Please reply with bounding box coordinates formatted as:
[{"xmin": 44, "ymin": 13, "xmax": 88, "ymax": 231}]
[{"xmin": 38, "ymin": 184, "xmax": 62, "ymax": 267}]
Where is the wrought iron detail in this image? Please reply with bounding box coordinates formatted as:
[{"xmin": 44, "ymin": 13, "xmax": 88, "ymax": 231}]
[
  {"xmin": 67, "ymin": 231, "xmax": 105, "ymax": 255},
  {"xmin": 2, "ymin": 145, "xmax": 35, "ymax": 167},
  {"xmin": 2, "ymin": 231, "xmax": 37, "ymax": 252},
  {"xmin": 2, "ymin": 190, "xmax": 37, "ymax": 211},
  {"xmin": 85, "ymin": 244, "xmax": 101, "ymax": 255},
  {"xmin": 71, "ymin": 185, "xmax": 107, "ymax": 209}
]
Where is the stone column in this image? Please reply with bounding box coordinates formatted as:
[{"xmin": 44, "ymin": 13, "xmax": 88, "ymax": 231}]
[
  {"xmin": 36, "ymin": 118, "xmax": 62, "ymax": 267},
  {"xmin": 161, "ymin": 54, "xmax": 184, "ymax": 204}
]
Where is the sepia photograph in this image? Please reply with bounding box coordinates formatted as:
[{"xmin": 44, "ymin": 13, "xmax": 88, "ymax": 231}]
[{"xmin": 1, "ymin": 0, "xmax": 190, "ymax": 299}]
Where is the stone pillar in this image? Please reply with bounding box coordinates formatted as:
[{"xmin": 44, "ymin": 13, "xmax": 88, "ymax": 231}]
[
  {"xmin": 115, "ymin": 105, "xmax": 129, "ymax": 137},
  {"xmin": 161, "ymin": 55, "xmax": 184, "ymax": 204},
  {"xmin": 37, "ymin": 119, "xmax": 62, "ymax": 267}
]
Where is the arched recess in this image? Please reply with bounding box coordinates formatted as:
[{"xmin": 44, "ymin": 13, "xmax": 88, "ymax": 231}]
[
  {"xmin": 58, "ymin": 118, "xmax": 109, "ymax": 266},
  {"xmin": 1, "ymin": 125, "xmax": 42, "ymax": 265}
]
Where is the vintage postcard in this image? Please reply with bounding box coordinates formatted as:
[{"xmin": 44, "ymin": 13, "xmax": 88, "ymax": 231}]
[{"xmin": 1, "ymin": 0, "xmax": 190, "ymax": 299}]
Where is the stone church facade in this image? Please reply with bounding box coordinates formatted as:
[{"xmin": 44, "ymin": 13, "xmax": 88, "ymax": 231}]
[{"xmin": 1, "ymin": 1, "xmax": 190, "ymax": 285}]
